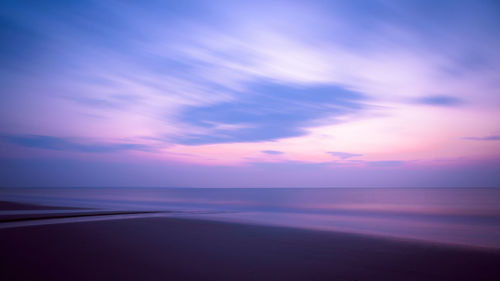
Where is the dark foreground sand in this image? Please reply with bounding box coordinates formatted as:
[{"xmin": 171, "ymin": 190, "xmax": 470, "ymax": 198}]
[{"xmin": 1, "ymin": 216, "xmax": 500, "ymax": 281}]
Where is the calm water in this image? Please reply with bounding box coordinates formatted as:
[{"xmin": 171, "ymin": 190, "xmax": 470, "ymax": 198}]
[{"xmin": 1, "ymin": 187, "xmax": 500, "ymax": 249}]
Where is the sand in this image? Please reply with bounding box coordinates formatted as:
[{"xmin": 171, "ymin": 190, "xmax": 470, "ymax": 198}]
[
  {"xmin": 1, "ymin": 214, "xmax": 500, "ymax": 281},
  {"xmin": 0, "ymin": 201, "xmax": 84, "ymax": 211}
]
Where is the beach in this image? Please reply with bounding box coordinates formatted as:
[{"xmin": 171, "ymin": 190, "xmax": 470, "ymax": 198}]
[
  {"xmin": 3, "ymin": 1, "xmax": 500, "ymax": 280},
  {"xmin": 1, "ymin": 203, "xmax": 500, "ymax": 281}
]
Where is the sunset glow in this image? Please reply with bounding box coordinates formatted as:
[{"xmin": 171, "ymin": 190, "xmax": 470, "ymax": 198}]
[{"xmin": 1, "ymin": 0, "xmax": 499, "ymax": 187}]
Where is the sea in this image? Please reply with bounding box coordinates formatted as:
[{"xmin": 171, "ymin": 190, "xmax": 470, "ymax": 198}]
[{"xmin": 1, "ymin": 187, "xmax": 500, "ymax": 250}]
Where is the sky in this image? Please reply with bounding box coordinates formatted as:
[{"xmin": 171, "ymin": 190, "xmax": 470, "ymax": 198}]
[{"xmin": 1, "ymin": 0, "xmax": 500, "ymax": 187}]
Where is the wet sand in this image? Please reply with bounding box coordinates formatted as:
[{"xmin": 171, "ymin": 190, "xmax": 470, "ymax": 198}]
[
  {"xmin": 1, "ymin": 215, "xmax": 500, "ymax": 281},
  {"xmin": 0, "ymin": 210, "xmax": 163, "ymax": 223},
  {"xmin": 0, "ymin": 201, "xmax": 85, "ymax": 211}
]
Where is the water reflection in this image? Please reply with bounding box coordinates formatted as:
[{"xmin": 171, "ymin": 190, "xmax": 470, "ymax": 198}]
[{"xmin": 1, "ymin": 187, "xmax": 499, "ymax": 249}]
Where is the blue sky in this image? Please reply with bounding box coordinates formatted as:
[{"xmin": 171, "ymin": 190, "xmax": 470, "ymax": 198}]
[{"xmin": 1, "ymin": 0, "xmax": 500, "ymax": 187}]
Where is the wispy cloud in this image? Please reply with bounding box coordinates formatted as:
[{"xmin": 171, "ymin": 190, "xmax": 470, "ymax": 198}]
[
  {"xmin": 1, "ymin": 135, "xmax": 150, "ymax": 153},
  {"xmin": 415, "ymin": 95, "xmax": 464, "ymax": 106},
  {"xmin": 328, "ymin": 151, "xmax": 363, "ymax": 159},
  {"xmin": 174, "ymin": 83, "xmax": 365, "ymax": 144},
  {"xmin": 463, "ymin": 135, "xmax": 500, "ymax": 141},
  {"xmin": 367, "ymin": 161, "xmax": 404, "ymax": 167},
  {"xmin": 261, "ymin": 150, "xmax": 283, "ymax": 155}
]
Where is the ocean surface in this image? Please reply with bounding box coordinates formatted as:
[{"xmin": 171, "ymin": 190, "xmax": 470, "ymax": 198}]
[{"xmin": 1, "ymin": 187, "xmax": 500, "ymax": 250}]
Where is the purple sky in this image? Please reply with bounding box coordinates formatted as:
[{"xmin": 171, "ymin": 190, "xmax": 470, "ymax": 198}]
[{"xmin": 1, "ymin": 0, "xmax": 500, "ymax": 187}]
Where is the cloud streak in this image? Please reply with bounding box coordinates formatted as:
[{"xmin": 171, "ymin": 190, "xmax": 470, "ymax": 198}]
[
  {"xmin": 415, "ymin": 95, "xmax": 464, "ymax": 106},
  {"xmin": 1, "ymin": 135, "xmax": 150, "ymax": 153},
  {"xmin": 367, "ymin": 161, "xmax": 405, "ymax": 167},
  {"xmin": 463, "ymin": 135, "xmax": 500, "ymax": 141},
  {"xmin": 175, "ymin": 83, "xmax": 365, "ymax": 144},
  {"xmin": 328, "ymin": 152, "xmax": 363, "ymax": 160},
  {"xmin": 261, "ymin": 150, "xmax": 283, "ymax": 155}
]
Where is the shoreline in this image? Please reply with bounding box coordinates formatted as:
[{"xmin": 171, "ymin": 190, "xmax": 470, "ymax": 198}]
[
  {"xmin": 2, "ymin": 200, "xmax": 500, "ymax": 253},
  {"xmin": 2, "ymin": 215, "xmax": 500, "ymax": 281}
]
